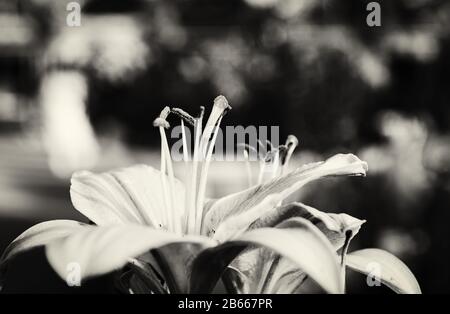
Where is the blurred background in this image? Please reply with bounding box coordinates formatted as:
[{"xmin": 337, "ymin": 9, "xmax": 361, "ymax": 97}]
[{"xmin": 0, "ymin": 0, "xmax": 449, "ymax": 293}]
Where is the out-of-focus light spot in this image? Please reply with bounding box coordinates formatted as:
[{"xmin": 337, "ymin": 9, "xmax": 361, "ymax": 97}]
[
  {"xmin": 45, "ymin": 16, "xmax": 150, "ymax": 81},
  {"xmin": 244, "ymin": 0, "xmax": 279, "ymax": 9},
  {"xmin": 287, "ymin": 26, "xmax": 392, "ymax": 88},
  {"xmin": 40, "ymin": 71, "xmax": 100, "ymax": 178},
  {"xmin": 0, "ymin": 90, "xmax": 19, "ymax": 122},
  {"xmin": 203, "ymin": 37, "xmax": 249, "ymax": 105},
  {"xmin": 246, "ymin": 54, "xmax": 276, "ymax": 81},
  {"xmin": 154, "ymin": 4, "xmax": 187, "ymax": 50},
  {"xmin": 214, "ymin": 70, "xmax": 247, "ymax": 105},
  {"xmin": 355, "ymin": 52, "xmax": 390, "ymax": 88},
  {"xmin": 386, "ymin": 31, "xmax": 439, "ymax": 62},
  {"xmin": 178, "ymin": 56, "xmax": 208, "ymax": 83},
  {"xmin": 205, "ymin": 37, "xmax": 247, "ymax": 68},
  {"xmin": 261, "ymin": 21, "xmax": 288, "ymax": 48},
  {"xmin": 360, "ymin": 111, "xmax": 430, "ymax": 204},
  {"xmin": 378, "ymin": 229, "xmax": 419, "ymax": 258},
  {"xmin": 275, "ymin": 0, "xmax": 318, "ymax": 19},
  {"xmin": 0, "ymin": 14, "xmax": 34, "ymax": 46},
  {"xmin": 360, "ymin": 146, "xmax": 394, "ymax": 174},
  {"xmin": 379, "ymin": 111, "xmax": 427, "ymax": 142},
  {"xmin": 424, "ymin": 134, "xmax": 450, "ymax": 174},
  {"xmin": 46, "ymin": 28, "xmax": 91, "ymax": 66}
]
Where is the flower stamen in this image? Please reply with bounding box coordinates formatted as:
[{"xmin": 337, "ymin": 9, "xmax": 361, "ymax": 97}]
[
  {"xmin": 195, "ymin": 96, "xmax": 231, "ymax": 234},
  {"xmin": 238, "ymin": 143, "xmax": 258, "ymax": 188},
  {"xmin": 154, "ymin": 107, "xmax": 180, "ymax": 234},
  {"xmin": 171, "ymin": 108, "xmax": 196, "ymax": 126},
  {"xmin": 180, "ymin": 120, "xmax": 189, "ymax": 163}
]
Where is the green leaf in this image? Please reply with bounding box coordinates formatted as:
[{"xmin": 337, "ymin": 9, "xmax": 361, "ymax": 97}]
[
  {"xmin": 346, "ymin": 248, "xmax": 421, "ymax": 294},
  {"xmin": 190, "ymin": 217, "xmax": 343, "ymax": 294},
  {"xmin": 202, "ymin": 153, "xmax": 368, "ymax": 237}
]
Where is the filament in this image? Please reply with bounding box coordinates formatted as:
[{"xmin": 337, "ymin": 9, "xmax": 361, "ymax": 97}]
[{"xmin": 195, "ymin": 115, "xmax": 223, "ymax": 234}]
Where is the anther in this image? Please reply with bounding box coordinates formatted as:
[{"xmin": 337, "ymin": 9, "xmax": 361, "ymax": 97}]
[
  {"xmin": 171, "ymin": 108, "xmax": 196, "ymax": 126},
  {"xmin": 153, "ymin": 106, "xmax": 172, "ymax": 129},
  {"xmin": 153, "ymin": 118, "xmax": 170, "ymax": 129}
]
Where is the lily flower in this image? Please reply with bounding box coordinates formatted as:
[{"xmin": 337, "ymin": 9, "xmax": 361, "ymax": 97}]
[
  {"xmin": 1, "ymin": 96, "xmax": 372, "ymax": 294},
  {"xmin": 223, "ymin": 142, "xmax": 421, "ymax": 294}
]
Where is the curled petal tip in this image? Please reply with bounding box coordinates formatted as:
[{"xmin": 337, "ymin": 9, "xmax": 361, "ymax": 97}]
[
  {"xmin": 354, "ymin": 158, "xmax": 369, "ymax": 175},
  {"xmin": 214, "ymin": 95, "xmax": 231, "ymax": 110},
  {"xmin": 362, "ymin": 161, "xmax": 369, "ymax": 174},
  {"xmin": 339, "ymin": 213, "xmax": 366, "ymax": 232},
  {"xmin": 323, "ymin": 153, "xmax": 369, "ymax": 177}
]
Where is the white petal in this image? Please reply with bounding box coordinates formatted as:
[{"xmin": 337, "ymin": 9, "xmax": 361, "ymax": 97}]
[
  {"xmin": 191, "ymin": 217, "xmax": 343, "ymax": 294},
  {"xmin": 1, "ymin": 220, "xmax": 85, "ymax": 264},
  {"xmin": 236, "ymin": 219, "xmax": 343, "ymax": 294},
  {"xmin": 203, "ymin": 153, "xmax": 368, "ymax": 236},
  {"xmin": 237, "ymin": 202, "xmax": 366, "ymax": 249},
  {"xmin": 0, "ymin": 220, "xmax": 86, "ymax": 288},
  {"xmin": 70, "ymin": 164, "xmax": 185, "ymax": 226},
  {"xmin": 224, "ymin": 203, "xmax": 365, "ymax": 293},
  {"xmin": 46, "ymin": 225, "xmax": 215, "ymax": 281}
]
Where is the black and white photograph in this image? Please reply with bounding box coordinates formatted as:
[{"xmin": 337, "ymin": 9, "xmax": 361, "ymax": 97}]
[{"xmin": 0, "ymin": 0, "xmax": 449, "ymax": 298}]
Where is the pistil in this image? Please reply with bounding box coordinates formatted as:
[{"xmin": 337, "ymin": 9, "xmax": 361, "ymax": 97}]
[{"xmin": 171, "ymin": 107, "xmax": 196, "ymax": 234}]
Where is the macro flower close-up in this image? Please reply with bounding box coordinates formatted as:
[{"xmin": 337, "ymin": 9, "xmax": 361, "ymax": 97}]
[
  {"xmin": 2, "ymin": 0, "xmax": 448, "ymax": 303},
  {"xmin": 0, "ymin": 96, "xmax": 419, "ymax": 294}
]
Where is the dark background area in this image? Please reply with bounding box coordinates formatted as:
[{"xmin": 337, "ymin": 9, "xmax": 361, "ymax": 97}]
[{"xmin": 0, "ymin": 0, "xmax": 449, "ymax": 293}]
